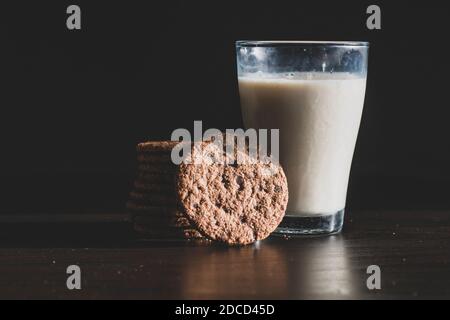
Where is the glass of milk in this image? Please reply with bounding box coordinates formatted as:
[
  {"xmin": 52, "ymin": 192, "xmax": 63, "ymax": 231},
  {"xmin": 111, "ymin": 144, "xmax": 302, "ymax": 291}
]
[{"xmin": 236, "ymin": 41, "xmax": 368, "ymax": 235}]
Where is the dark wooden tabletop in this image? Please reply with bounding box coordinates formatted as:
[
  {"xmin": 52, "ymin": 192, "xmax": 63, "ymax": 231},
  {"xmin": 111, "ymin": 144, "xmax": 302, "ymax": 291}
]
[{"xmin": 0, "ymin": 210, "xmax": 449, "ymax": 299}]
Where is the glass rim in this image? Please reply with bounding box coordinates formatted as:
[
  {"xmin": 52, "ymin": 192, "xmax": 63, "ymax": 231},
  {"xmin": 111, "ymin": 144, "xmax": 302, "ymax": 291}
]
[{"xmin": 236, "ymin": 40, "xmax": 369, "ymax": 47}]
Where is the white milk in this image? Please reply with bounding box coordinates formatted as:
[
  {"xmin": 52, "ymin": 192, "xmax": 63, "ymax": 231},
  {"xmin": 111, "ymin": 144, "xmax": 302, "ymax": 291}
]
[{"xmin": 238, "ymin": 72, "xmax": 366, "ymax": 216}]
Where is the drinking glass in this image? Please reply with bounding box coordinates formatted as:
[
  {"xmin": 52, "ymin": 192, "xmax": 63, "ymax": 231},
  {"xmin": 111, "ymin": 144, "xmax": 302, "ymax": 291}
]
[{"xmin": 236, "ymin": 41, "xmax": 369, "ymax": 235}]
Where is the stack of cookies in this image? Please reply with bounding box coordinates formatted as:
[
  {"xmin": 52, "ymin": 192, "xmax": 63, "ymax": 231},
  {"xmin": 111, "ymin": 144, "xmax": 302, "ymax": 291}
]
[
  {"xmin": 126, "ymin": 141, "xmax": 203, "ymax": 240},
  {"xmin": 127, "ymin": 139, "xmax": 289, "ymax": 245}
]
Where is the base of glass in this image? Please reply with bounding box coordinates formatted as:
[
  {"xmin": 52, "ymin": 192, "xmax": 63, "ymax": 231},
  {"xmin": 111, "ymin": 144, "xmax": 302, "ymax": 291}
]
[{"xmin": 273, "ymin": 209, "xmax": 344, "ymax": 236}]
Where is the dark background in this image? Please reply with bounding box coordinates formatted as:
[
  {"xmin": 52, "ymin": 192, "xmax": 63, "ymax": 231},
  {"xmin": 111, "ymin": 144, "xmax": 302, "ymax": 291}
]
[{"xmin": 0, "ymin": 0, "xmax": 448, "ymax": 214}]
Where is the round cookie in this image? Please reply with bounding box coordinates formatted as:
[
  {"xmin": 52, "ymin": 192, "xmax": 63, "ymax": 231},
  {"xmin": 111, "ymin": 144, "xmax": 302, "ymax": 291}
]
[
  {"xmin": 131, "ymin": 210, "xmax": 203, "ymax": 240},
  {"xmin": 133, "ymin": 223, "xmax": 203, "ymax": 240},
  {"xmin": 137, "ymin": 163, "xmax": 177, "ymax": 174},
  {"xmin": 136, "ymin": 172, "xmax": 176, "ymax": 184},
  {"xmin": 136, "ymin": 153, "xmax": 173, "ymax": 164},
  {"xmin": 126, "ymin": 201, "xmax": 177, "ymax": 213},
  {"xmin": 126, "ymin": 204, "xmax": 191, "ymax": 227},
  {"xmin": 136, "ymin": 140, "xmax": 181, "ymax": 153},
  {"xmin": 133, "ymin": 180, "xmax": 175, "ymax": 193},
  {"xmin": 128, "ymin": 191, "xmax": 177, "ymax": 206},
  {"xmin": 131, "ymin": 212, "xmax": 192, "ymax": 228},
  {"xmin": 176, "ymin": 142, "xmax": 288, "ymax": 245}
]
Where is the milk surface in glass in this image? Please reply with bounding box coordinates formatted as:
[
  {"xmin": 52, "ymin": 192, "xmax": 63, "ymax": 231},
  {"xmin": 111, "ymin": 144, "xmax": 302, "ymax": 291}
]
[{"xmin": 238, "ymin": 72, "xmax": 366, "ymax": 216}]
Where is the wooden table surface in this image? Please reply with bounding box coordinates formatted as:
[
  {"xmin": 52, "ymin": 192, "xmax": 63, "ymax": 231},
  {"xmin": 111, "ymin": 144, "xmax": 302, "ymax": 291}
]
[{"xmin": 0, "ymin": 210, "xmax": 449, "ymax": 299}]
